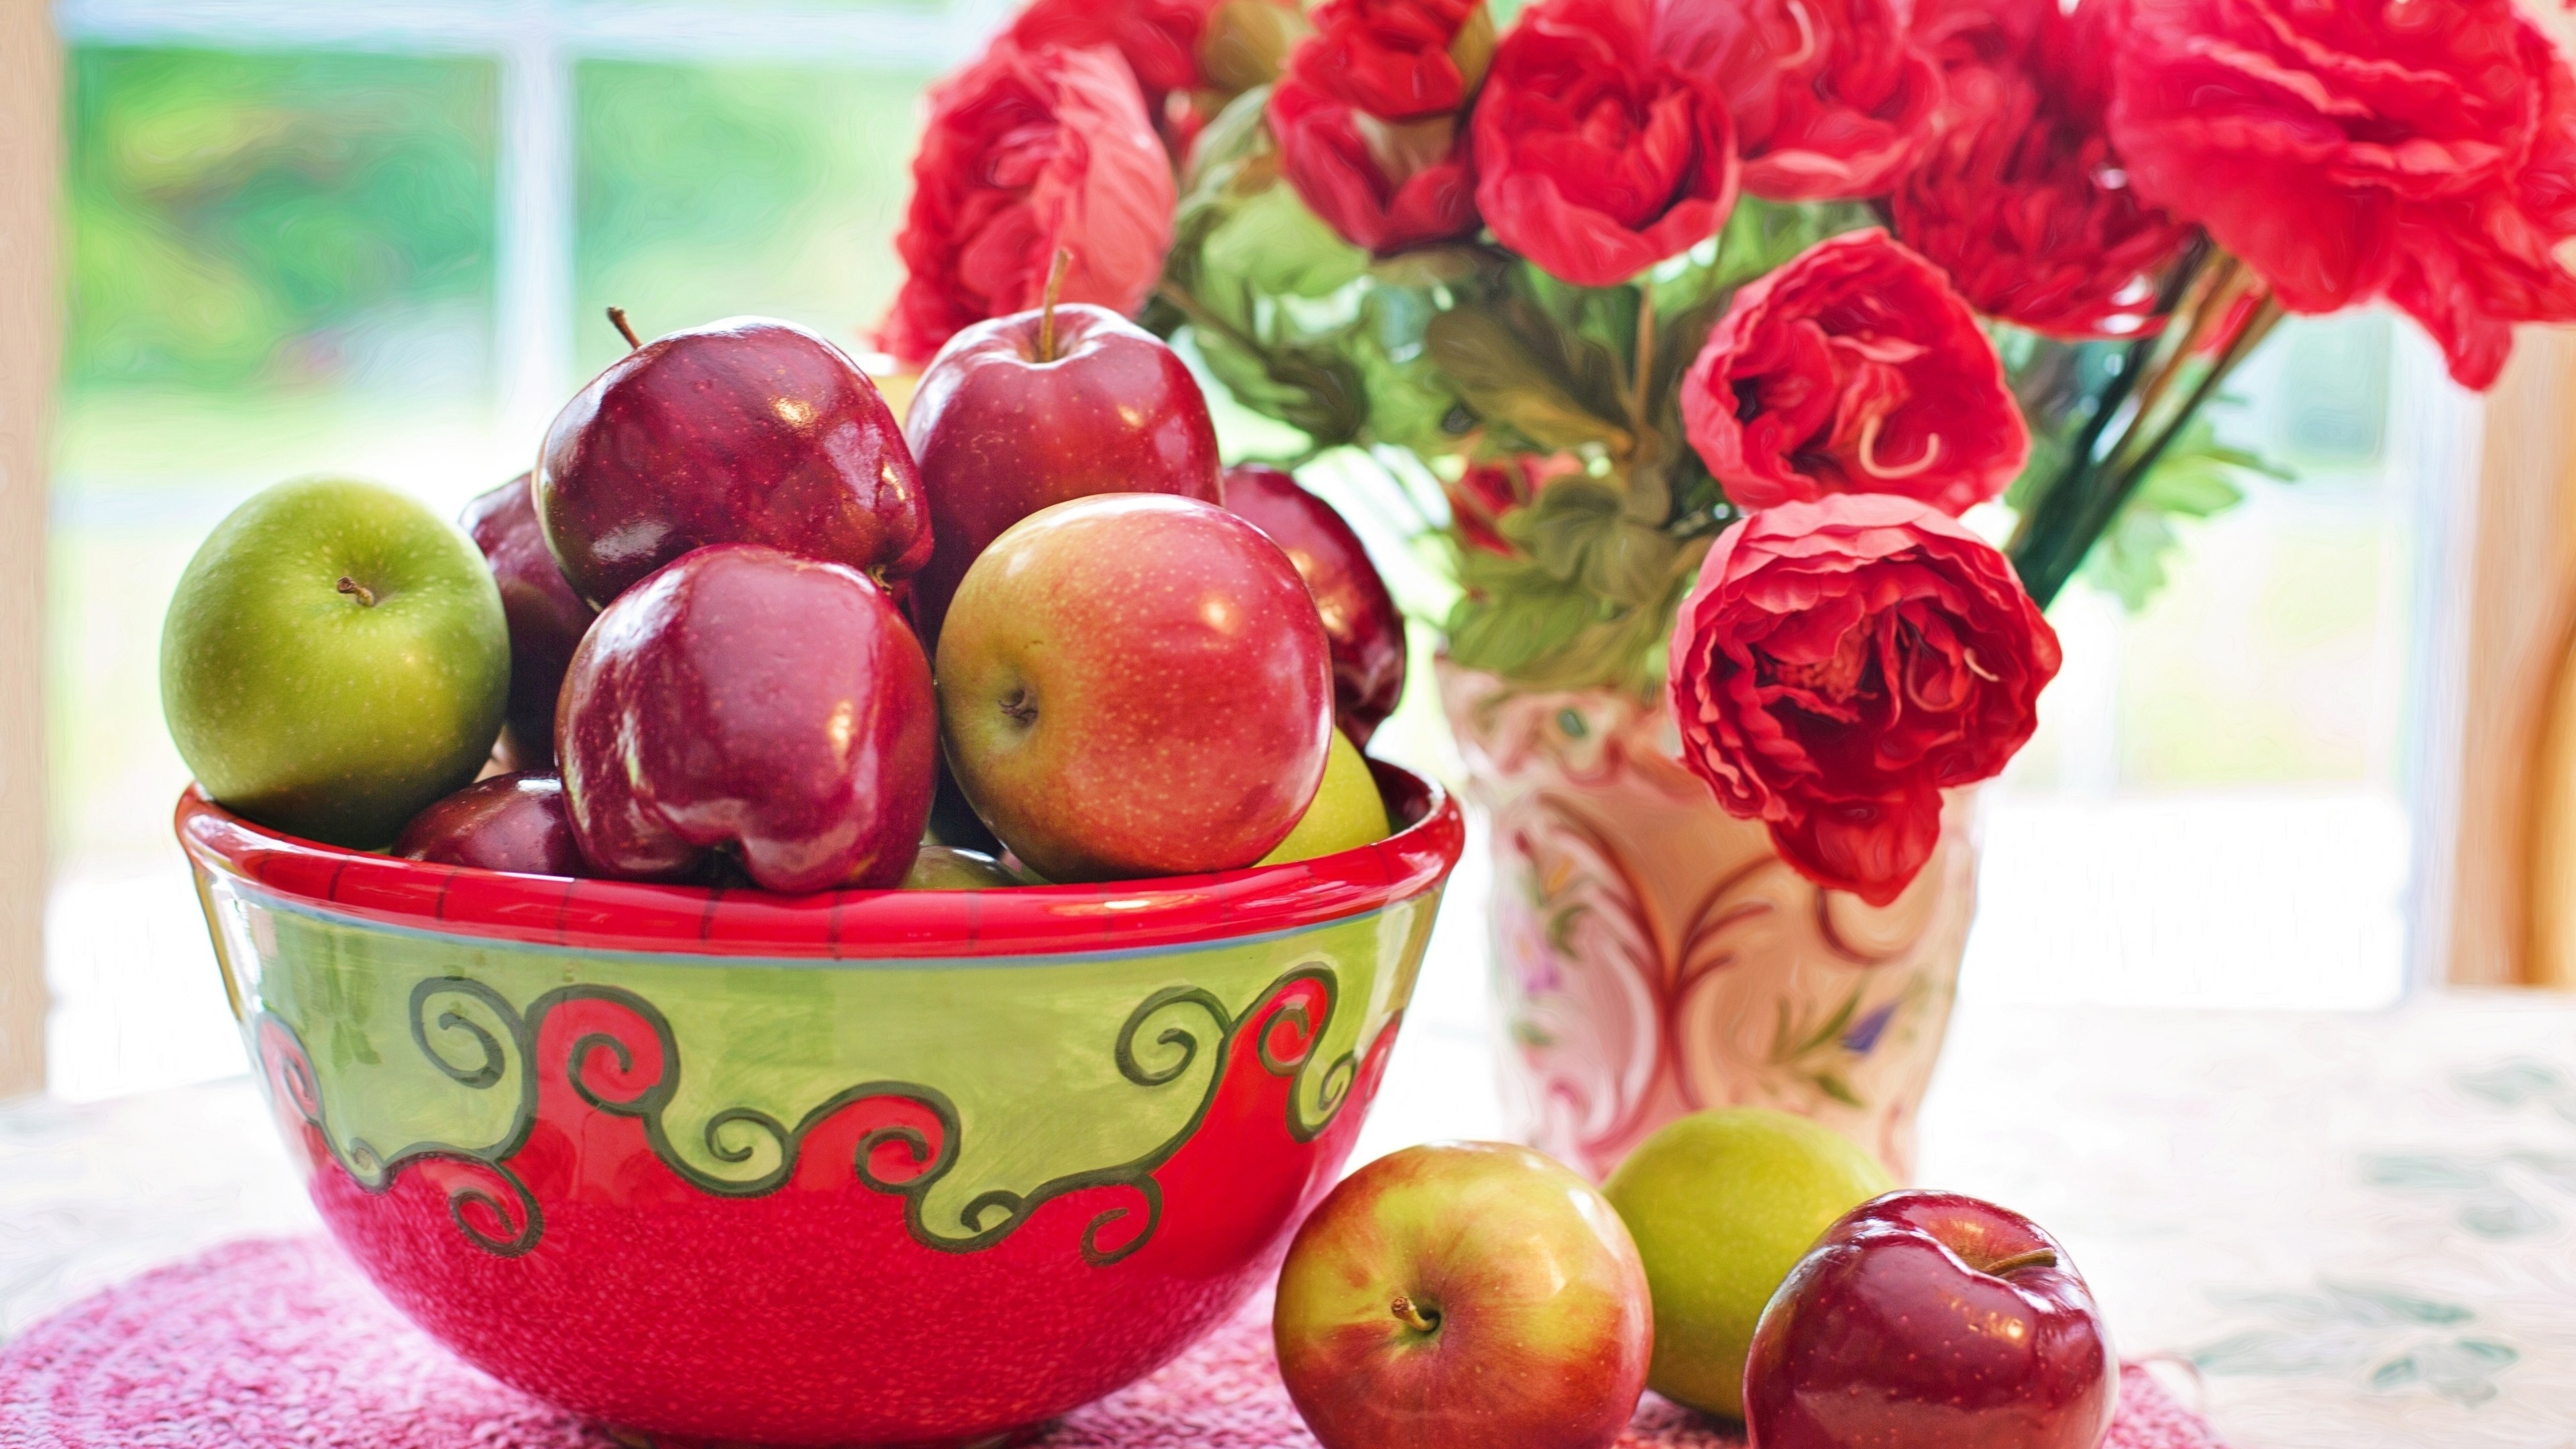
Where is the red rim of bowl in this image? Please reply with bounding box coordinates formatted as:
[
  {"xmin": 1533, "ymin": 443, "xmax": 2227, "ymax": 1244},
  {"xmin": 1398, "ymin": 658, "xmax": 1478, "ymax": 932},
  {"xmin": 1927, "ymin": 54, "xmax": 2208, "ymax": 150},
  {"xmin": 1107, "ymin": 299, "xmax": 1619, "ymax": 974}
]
[{"xmin": 174, "ymin": 762, "xmax": 1464, "ymax": 961}]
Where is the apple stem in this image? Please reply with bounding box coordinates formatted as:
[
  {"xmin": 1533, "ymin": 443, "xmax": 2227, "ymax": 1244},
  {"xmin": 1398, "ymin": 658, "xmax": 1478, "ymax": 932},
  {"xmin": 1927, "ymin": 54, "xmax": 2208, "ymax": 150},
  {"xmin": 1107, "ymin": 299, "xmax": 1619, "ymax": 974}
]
[
  {"xmin": 335, "ymin": 576, "xmax": 378, "ymax": 608},
  {"xmin": 1389, "ymin": 1295, "xmax": 1441, "ymax": 1334},
  {"xmin": 1036, "ymin": 247, "xmax": 1072, "ymax": 363},
  {"xmin": 1984, "ymin": 1248, "xmax": 2059, "ymax": 1277},
  {"xmin": 607, "ymin": 306, "xmax": 643, "ymax": 352}
]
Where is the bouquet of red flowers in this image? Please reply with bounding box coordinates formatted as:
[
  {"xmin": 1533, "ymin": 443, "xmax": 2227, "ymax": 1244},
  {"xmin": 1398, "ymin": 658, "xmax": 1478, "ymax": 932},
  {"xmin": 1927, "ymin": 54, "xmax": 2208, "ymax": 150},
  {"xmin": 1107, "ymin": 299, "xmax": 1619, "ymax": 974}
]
[{"xmin": 883, "ymin": 0, "xmax": 2576, "ymax": 904}]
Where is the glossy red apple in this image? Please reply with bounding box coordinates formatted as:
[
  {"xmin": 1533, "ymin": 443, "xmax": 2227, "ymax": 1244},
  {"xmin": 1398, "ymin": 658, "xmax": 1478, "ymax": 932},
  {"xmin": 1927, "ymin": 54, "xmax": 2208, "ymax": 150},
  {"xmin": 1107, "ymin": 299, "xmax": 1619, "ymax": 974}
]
[
  {"xmin": 394, "ymin": 772, "xmax": 585, "ymax": 877},
  {"xmin": 557, "ymin": 544, "xmax": 936, "ymax": 892},
  {"xmin": 536, "ymin": 316, "xmax": 929, "ymax": 608},
  {"xmin": 1275, "ymin": 1142, "xmax": 1653, "ymax": 1449},
  {"xmin": 1745, "ymin": 1190, "xmax": 2118, "ymax": 1449},
  {"xmin": 936, "ymin": 494, "xmax": 1330, "ymax": 882},
  {"xmin": 903, "ymin": 302, "xmax": 1220, "ymax": 651},
  {"xmin": 1224, "ymin": 464, "xmax": 1406, "ymax": 744},
  {"xmin": 461, "ymin": 472, "xmax": 597, "ymax": 769}
]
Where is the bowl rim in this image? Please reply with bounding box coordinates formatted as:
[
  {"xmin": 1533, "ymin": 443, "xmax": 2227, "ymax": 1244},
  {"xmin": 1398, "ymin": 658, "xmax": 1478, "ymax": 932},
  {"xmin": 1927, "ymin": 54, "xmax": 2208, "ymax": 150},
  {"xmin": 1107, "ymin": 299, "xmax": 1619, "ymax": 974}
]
[{"xmin": 175, "ymin": 761, "xmax": 1464, "ymax": 962}]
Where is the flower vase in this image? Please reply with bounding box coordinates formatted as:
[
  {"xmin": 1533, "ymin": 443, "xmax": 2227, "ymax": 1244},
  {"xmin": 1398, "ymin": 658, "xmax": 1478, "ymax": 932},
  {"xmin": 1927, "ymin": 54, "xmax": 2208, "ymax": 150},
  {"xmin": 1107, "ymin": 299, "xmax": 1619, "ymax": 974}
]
[{"xmin": 1440, "ymin": 662, "xmax": 1980, "ymax": 1181}]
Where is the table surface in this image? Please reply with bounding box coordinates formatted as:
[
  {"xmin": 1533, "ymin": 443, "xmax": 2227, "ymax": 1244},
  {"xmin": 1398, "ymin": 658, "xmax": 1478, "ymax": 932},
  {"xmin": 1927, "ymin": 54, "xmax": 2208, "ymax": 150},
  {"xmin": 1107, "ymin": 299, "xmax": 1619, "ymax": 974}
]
[{"xmin": 7, "ymin": 959, "xmax": 2575, "ymax": 1449}]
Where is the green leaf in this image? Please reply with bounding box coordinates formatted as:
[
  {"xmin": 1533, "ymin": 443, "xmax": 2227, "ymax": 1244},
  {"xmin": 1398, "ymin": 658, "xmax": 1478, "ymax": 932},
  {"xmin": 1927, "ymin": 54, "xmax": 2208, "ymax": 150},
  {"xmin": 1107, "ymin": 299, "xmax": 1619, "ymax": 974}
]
[
  {"xmin": 1191, "ymin": 324, "xmax": 1368, "ymax": 449},
  {"xmin": 1441, "ymin": 531, "xmax": 1708, "ymax": 693},
  {"xmin": 1425, "ymin": 301, "xmax": 1632, "ymax": 454},
  {"xmin": 1507, "ymin": 480, "xmax": 1681, "ymax": 608},
  {"xmin": 1813, "ymin": 1073, "xmax": 1866, "ymax": 1109},
  {"xmin": 1202, "ymin": 181, "xmax": 1368, "ymax": 301},
  {"xmin": 2081, "ymin": 414, "xmax": 2287, "ymax": 611}
]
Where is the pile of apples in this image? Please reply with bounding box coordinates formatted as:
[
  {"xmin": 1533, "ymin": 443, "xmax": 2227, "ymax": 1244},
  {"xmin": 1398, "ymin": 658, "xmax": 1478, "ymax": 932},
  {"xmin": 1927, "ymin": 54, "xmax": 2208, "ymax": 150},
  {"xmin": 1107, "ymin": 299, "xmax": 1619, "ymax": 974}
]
[
  {"xmin": 162, "ymin": 298, "xmax": 1408, "ymax": 890},
  {"xmin": 1279, "ymin": 1113, "xmax": 2121, "ymax": 1449}
]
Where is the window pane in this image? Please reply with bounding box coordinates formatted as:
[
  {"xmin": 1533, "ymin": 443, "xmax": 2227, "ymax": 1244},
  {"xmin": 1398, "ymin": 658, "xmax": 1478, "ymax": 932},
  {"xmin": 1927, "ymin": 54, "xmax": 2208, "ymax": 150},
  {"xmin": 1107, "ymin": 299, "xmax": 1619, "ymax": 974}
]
[
  {"xmin": 54, "ymin": 46, "xmax": 501, "ymax": 1099},
  {"xmin": 573, "ymin": 60, "xmax": 929, "ymax": 375}
]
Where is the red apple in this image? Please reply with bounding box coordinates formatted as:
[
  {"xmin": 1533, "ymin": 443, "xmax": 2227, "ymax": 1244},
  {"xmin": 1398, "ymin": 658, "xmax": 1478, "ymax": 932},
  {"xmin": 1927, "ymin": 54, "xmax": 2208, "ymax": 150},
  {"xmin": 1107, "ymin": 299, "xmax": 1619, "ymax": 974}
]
[
  {"xmin": 1223, "ymin": 464, "xmax": 1407, "ymax": 744},
  {"xmin": 557, "ymin": 544, "xmax": 936, "ymax": 892},
  {"xmin": 394, "ymin": 772, "xmax": 585, "ymax": 877},
  {"xmin": 1745, "ymin": 1190, "xmax": 2118, "ymax": 1449},
  {"xmin": 1274, "ymin": 1142, "xmax": 1653, "ymax": 1449},
  {"xmin": 461, "ymin": 472, "xmax": 597, "ymax": 769},
  {"xmin": 936, "ymin": 494, "xmax": 1330, "ymax": 882},
  {"xmin": 902, "ymin": 302, "xmax": 1220, "ymax": 652},
  {"xmin": 536, "ymin": 316, "xmax": 929, "ymax": 608}
]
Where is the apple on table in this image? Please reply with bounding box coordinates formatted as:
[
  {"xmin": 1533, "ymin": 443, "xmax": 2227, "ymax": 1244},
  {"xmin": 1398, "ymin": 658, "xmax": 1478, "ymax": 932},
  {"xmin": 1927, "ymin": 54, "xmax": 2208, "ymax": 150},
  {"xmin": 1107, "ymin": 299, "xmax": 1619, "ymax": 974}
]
[
  {"xmin": 1273, "ymin": 1141, "xmax": 1653, "ymax": 1449},
  {"xmin": 1603, "ymin": 1108, "xmax": 1894, "ymax": 1419},
  {"xmin": 1744, "ymin": 1189, "xmax": 2118, "ymax": 1449}
]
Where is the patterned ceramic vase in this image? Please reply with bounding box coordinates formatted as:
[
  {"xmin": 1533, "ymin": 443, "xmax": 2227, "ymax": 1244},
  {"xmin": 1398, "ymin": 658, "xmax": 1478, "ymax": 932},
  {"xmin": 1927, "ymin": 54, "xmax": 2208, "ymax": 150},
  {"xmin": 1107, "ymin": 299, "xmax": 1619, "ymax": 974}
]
[
  {"xmin": 178, "ymin": 767, "xmax": 1462, "ymax": 1449},
  {"xmin": 1441, "ymin": 664, "xmax": 1978, "ymax": 1182}
]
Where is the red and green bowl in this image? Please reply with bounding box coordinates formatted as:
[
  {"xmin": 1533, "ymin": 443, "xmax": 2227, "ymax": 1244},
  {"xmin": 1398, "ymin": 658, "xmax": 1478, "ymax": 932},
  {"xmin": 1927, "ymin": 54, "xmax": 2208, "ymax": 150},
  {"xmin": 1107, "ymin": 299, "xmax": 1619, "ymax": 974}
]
[{"xmin": 177, "ymin": 765, "xmax": 1462, "ymax": 1448}]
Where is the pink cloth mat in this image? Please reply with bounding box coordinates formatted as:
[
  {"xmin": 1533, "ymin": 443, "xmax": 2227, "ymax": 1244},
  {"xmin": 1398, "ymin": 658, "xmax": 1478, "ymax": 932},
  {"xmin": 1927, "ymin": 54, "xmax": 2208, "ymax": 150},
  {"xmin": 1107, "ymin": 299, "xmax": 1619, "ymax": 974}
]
[{"xmin": 0, "ymin": 1236, "xmax": 2225, "ymax": 1448}]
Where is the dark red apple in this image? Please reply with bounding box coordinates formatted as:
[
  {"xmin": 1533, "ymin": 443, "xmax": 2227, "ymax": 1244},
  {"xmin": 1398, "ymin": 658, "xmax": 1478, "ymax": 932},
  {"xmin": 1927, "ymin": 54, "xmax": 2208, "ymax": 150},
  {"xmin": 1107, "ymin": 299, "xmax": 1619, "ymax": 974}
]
[
  {"xmin": 536, "ymin": 316, "xmax": 929, "ymax": 608},
  {"xmin": 1274, "ymin": 1142, "xmax": 1654, "ymax": 1449},
  {"xmin": 394, "ymin": 772, "xmax": 585, "ymax": 877},
  {"xmin": 903, "ymin": 302, "xmax": 1220, "ymax": 652},
  {"xmin": 557, "ymin": 544, "xmax": 936, "ymax": 892},
  {"xmin": 936, "ymin": 494, "xmax": 1331, "ymax": 883},
  {"xmin": 1223, "ymin": 464, "xmax": 1406, "ymax": 744},
  {"xmin": 1745, "ymin": 1190, "xmax": 2118, "ymax": 1449},
  {"xmin": 461, "ymin": 473, "xmax": 597, "ymax": 769}
]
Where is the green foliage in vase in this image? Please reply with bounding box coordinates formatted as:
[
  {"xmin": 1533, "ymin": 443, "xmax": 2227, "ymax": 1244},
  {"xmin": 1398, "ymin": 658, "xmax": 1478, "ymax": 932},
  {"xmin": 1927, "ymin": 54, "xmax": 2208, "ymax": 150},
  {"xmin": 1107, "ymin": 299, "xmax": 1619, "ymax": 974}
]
[
  {"xmin": 1161, "ymin": 176, "xmax": 1882, "ymax": 694},
  {"xmin": 2080, "ymin": 414, "xmax": 2289, "ymax": 610},
  {"xmin": 1996, "ymin": 316, "xmax": 2290, "ymax": 613}
]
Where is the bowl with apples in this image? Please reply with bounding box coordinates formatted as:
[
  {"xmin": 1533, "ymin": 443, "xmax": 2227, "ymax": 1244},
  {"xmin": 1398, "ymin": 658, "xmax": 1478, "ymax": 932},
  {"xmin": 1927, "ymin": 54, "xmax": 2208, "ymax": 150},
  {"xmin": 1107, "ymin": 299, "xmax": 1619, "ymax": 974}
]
[{"xmin": 167, "ymin": 303, "xmax": 1460, "ymax": 1448}]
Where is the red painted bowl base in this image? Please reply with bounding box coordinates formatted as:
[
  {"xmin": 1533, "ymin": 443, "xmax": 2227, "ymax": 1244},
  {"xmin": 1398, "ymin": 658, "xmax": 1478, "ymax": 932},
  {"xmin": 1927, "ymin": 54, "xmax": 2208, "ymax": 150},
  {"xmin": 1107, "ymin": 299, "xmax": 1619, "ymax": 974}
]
[{"xmin": 267, "ymin": 989, "xmax": 1399, "ymax": 1448}]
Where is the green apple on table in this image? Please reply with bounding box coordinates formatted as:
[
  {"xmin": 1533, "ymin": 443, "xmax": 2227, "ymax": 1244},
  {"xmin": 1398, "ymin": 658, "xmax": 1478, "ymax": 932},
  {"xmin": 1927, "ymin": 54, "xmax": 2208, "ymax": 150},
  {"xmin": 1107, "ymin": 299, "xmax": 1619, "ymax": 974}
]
[
  {"xmin": 1603, "ymin": 1106, "xmax": 1895, "ymax": 1418},
  {"xmin": 1258, "ymin": 729, "xmax": 1391, "ymax": 865},
  {"xmin": 161, "ymin": 477, "xmax": 509, "ymax": 849}
]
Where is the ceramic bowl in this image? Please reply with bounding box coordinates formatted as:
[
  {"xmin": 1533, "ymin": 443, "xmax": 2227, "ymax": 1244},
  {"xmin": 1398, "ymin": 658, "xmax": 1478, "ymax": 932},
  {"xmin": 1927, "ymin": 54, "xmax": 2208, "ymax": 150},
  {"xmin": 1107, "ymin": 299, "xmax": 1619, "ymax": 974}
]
[{"xmin": 178, "ymin": 765, "xmax": 1461, "ymax": 1448}]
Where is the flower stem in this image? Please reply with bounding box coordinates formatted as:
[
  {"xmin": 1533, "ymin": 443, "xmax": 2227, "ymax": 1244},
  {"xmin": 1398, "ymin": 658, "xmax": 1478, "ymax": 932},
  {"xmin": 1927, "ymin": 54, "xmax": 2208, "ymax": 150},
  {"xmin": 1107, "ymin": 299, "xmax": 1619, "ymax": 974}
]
[{"xmin": 2006, "ymin": 241, "xmax": 2282, "ymax": 610}]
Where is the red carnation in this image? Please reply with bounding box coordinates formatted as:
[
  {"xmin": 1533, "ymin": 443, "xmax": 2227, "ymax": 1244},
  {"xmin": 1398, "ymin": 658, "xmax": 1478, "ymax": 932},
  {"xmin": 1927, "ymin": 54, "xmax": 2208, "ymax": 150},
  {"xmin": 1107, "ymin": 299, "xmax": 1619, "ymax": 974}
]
[
  {"xmin": 1291, "ymin": 0, "xmax": 1490, "ymax": 122},
  {"xmin": 1890, "ymin": 0, "xmax": 2190, "ymax": 339},
  {"xmin": 881, "ymin": 42, "xmax": 1177, "ymax": 368},
  {"xmin": 1668, "ymin": 494, "xmax": 2061, "ymax": 906},
  {"xmin": 1272, "ymin": 80, "xmax": 1479, "ymax": 253},
  {"xmin": 2107, "ymin": 0, "xmax": 2576, "ymax": 390},
  {"xmin": 1471, "ymin": 0, "xmax": 1739, "ymax": 288},
  {"xmin": 1680, "ymin": 229, "xmax": 2029, "ymax": 517},
  {"xmin": 1658, "ymin": 0, "xmax": 1942, "ymax": 203}
]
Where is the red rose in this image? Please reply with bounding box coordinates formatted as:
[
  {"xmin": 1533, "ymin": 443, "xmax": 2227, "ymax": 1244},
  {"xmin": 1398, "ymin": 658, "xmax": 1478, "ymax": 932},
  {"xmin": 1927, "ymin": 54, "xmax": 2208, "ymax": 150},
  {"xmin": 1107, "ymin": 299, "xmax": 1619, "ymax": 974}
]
[
  {"xmin": 1471, "ymin": 0, "xmax": 1739, "ymax": 287},
  {"xmin": 2107, "ymin": 0, "xmax": 2576, "ymax": 390},
  {"xmin": 1444, "ymin": 455, "xmax": 1537, "ymax": 555},
  {"xmin": 1273, "ymin": 80, "xmax": 1479, "ymax": 252},
  {"xmin": 1667, "ymin": 494, "xmax": 2061, "ymax": 905},
  {"xmin": 1680, "ymin": 229, "xmax": 2029, "ymax": 517},
  {"xmin": 881, "ymin": 43, "xmax": 1177, "ymax": 368},
  {"xmin": 1890, "ymin": 1, "xmax": 2190, "ymax": 339},
  {"xmin": 1291, "ymin": 0, "xmax": 1489, "ymax": 122},
  {"xmin": 1657, "ymin": 0, "xmax": 1942, "ymax": 202}
]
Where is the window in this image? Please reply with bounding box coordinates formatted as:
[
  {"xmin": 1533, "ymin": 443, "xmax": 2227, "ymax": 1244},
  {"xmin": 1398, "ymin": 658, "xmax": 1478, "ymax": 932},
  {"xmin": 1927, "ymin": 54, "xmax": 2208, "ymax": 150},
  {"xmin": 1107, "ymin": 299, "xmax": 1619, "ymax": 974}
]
[{"xmin": 48, "ymin": 0, "xmax": 1001, "ymax": 1099}]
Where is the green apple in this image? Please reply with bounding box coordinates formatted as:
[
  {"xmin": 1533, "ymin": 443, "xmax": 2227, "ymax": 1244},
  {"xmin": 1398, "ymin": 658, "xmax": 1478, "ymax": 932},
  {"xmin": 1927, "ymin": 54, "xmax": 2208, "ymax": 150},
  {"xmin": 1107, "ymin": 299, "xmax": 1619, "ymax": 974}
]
[
  {"xmin": 900, "ymin": 845, "xmax": 1019, "ymax": 889},
  {"xmin": 1257, "ymin": 729, "xmax": 1389, "ymax": 865},
  {"xmin": 162, "ymin": 478, "xmax": 509, "ymax": 848},
  {"xmin": 1602, "ymin": 1107, "xmax": 1894, "ymax": 1417}
]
